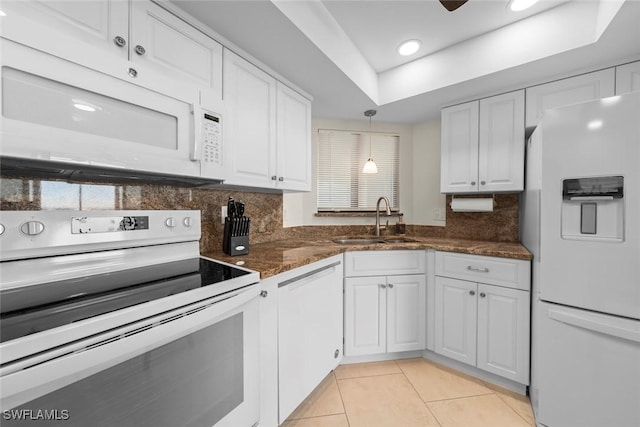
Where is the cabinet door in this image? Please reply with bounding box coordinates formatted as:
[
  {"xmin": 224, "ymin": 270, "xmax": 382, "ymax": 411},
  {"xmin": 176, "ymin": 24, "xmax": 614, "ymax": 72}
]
[
  {"xmin": 344, "ymin": 276, "xmax": 386, "ymax": 356},
  {"xmin": 0, "ymin": 0, "xmax": 128, "ymax": 66},
  {"xmin": 130, "ymin": 1, "xmax": 222, "ymax": 97},
  {"xmin": 478, "ymin": 90, "xmax": 525, "ymax": 192},
  {"xmin": 278, "ymin": 259, "xmax": 343, "ymax": 423},
  {"xmin": 223, "ymin": 50, "xmax": 277, "ymax": 188},
  {"xmin": 276, "ymin": 82, "xmax": 312, "ymax": 191},
  {"xmin": 434, "ymin": 277, "xmax": 477, "ymax": 366},
  {"xmin": 525, "ymin": 68, "xmax": 615, "ymax": 128},
  {"xmin": 615, "ymin": 61, "xmax": 640, "ymax": 95},
  {"xmin": 259, "ymin": 279, "xmax": 278, "ymax": 427},
  {"xmin": 387, "ymin": 274, "xmax": 426, "ymax": 352},
  {"xmin": 440, "ymin": 101, "xmax": 479, "ymax": 193},
  {"xmin": 476, "ymin": 284, "xmax": 530, "ymax": 384}
]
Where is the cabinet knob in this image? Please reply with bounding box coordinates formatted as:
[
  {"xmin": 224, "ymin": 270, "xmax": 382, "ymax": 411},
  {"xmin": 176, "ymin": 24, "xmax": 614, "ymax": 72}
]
[
  {"xmin": 278, "ymin": 177, "xmax": 284, "ymax": 182},
  {"xmin": 114, "ymin": 36, "xmax": 126, "ymax": 47},
  {"xmin": 388, "ymin": 283, "xmax": 394, "ymax": 289},
  {"xmin": 470, "ymin": 181, "xmax": 476, "ymax": 186},
  {"xmin": 271, "ymin": 176, "xmax": 277, "ymax": 180},
  {"xmin": 260, "ymin": 290, "xmax": 268, "ymax": 298},
  {"xmin": 334, "ymin": 349, "xmax": 340, "ymax": 359},
  {"xmin": 480, "ymin": 181, "xmax": 486, "ymax": 186},
  {"xmin": 379, "ymin": 284, "xmax": 387, "ymax": 289},
  {"xmin": 128, "ymin": 68, "xmax": 138, "ymax": 78},
  {"xmin": 480, "ymin": 292, "xmax": 486, "ymax": 298},
  {"xmin": 469, "ymin": 290, "xmax": 476, "ymax": 296},
  {"xmin": 134, "ymin": 45, "xmax": 146, "ymax": 56}
]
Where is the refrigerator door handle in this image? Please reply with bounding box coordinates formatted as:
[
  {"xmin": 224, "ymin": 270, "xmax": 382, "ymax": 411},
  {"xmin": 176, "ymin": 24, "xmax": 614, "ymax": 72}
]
[{"xmin": 548, "ymin": 308, "xmax": 640, "ymax": 343}]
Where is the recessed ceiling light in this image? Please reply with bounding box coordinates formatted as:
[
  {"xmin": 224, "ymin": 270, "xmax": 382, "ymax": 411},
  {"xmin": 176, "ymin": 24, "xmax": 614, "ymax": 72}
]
[
  {"xmin": 398, "ymin": 39, "xmax": 421, "ymax": 56},
  {"xmin": 508, "ymin": 0, "xmax": 539, "ymax": 12},
  {"xmin": 587, "ymin": 120, "xmax": 603, "ymax": 130}
]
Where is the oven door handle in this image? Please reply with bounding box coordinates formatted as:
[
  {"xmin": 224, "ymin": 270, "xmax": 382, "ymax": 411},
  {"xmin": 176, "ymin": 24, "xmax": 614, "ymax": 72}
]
[{"xmin": 0, "ymin": 284, "xmax": 260, "ymax": 409}]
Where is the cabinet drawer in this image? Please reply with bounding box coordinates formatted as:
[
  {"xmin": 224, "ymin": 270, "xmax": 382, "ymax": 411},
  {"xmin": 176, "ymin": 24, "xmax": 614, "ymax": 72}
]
[
  {"xmin": 435, "ymin": 252, "xmax": 530, "ymax": 290},
  {"xmin": 344, "ymin": 250, "xmax": 426, "ymax": 277}
]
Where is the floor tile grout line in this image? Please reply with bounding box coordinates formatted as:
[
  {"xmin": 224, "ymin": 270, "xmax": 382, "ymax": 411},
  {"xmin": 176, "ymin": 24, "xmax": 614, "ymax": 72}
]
[
  {"xmin": 398, "ymin": 364, "xmax": 444, "ymax": 427},
  {"xmin": 492, "ymin": 390, "xmax": 535, "ymax": 426},
  {"xmin": 421, "ymin": 391, "xmax": 496, "ymax": 404},
  {"xmin": 332, "ymin": 370, "xmax": 352, "ymax": 427}
]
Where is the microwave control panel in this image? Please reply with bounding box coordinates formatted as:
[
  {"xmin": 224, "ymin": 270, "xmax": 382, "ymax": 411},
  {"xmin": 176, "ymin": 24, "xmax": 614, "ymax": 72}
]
[{"xmin": 202, "ymin": 113, "xmax": 222, "ymax": 167}]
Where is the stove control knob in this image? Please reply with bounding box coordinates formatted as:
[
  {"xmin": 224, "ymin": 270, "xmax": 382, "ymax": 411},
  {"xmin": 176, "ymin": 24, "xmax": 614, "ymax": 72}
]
[
  {"xmin": 0, "ymin": 224, "xmax": 4, "ymax": 235},
  {"xmin": 165, "ymin": 217, "xmax": 177, "ymax": 228},
  {"xmin": 183, "ymin": 217, "xmax": 193, "ymax": 227},
  {"xmin": 20, "ymin": 221, "xmax": 45, "ymax": 236}
]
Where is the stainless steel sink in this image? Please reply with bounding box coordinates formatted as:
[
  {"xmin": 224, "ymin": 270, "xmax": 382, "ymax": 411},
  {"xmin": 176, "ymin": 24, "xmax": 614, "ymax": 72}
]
[
  {"xmin": 382, "ymin": 237, "xmax": 416, "ymax": 243},
  {"xmin": 332, "ymin": 237, "xmax": 385, "ymax": 245},
  {"xmin": 331, "ymin": 236, "xmax": 416, "ymax": 245}
]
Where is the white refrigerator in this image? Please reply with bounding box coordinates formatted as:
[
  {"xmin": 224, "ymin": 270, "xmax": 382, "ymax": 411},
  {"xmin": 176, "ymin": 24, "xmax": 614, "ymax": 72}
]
[{"xmin": 521, "ymin": 91, "xmax": 640, "ymax": 427}]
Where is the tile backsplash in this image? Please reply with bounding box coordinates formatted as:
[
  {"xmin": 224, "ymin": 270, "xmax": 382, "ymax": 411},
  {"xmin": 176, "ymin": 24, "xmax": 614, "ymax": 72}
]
[{"xmin": 1, "ymin": 176, "xmax": 521, "ymax": 250}]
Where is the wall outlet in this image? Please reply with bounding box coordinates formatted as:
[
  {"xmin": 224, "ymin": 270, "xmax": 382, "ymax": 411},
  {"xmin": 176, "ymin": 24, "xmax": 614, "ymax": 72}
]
[{"xmin": 221, "ymin": 206, "xmax": 228, "ymax": 224}]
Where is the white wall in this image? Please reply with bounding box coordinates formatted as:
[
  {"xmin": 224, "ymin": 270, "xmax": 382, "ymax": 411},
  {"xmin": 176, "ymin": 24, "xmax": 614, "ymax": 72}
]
[
  {"xmin": 412, "ymin": 119, "xmax": 447, "ymax": 226},
  {"xmin": 283, "ymin": 117, "xmax": 446, "ymax": 227}
]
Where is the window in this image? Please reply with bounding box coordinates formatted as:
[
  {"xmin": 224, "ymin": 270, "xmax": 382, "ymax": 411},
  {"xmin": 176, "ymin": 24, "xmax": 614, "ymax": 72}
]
[{"xmin": 317, "ymin": 129, "xmax": 399, "ymax": 211}]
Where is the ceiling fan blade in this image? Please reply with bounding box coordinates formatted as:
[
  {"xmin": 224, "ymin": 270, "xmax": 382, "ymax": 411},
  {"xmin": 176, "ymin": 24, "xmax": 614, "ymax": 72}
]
[{"xmin": 439, "ymin": 0, "xmax": 469, "ymax": 12}]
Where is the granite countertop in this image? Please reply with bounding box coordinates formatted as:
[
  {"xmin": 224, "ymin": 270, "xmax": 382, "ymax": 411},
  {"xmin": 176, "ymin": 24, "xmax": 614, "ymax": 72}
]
[{"xmin": 203, "ymin": 236, "xmax": 532, "ymax": 279}]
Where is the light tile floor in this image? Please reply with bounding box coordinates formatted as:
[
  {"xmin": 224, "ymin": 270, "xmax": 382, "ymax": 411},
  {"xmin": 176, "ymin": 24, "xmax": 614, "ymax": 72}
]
[{"xmin": 283, "ymin": 358, "xmax": 535, "ymax": 427}]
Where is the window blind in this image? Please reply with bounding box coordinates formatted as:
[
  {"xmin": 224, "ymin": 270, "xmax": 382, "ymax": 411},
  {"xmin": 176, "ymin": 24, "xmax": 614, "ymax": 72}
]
[{"xmin": 317, "ymin": 129, "xmax": 399, "ymax": 211}]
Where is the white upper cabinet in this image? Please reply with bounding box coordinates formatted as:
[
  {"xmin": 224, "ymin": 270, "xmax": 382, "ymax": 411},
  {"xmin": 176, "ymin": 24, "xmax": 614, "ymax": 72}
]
[
  {"xmin": 615, "ymin": 60, "xmax": 640, "ymax": 95},
  {"xmin": 525, "ymin": 68, "xmax": 615, "ymax": 128},
  {"xmin": 478, "ymin": 91, "xmax": 525, "ymax": 192},
  {"xmin": 440, "ymin": 101, "xmax": 479, "ymax": 193},
  {"xmin": 276, "ymin": 82, "xmax": 312, "ymax": 191},
  {"xmin": 224, "ymin": 49, "xmax": 311, "ymax": 191},
  {"xmin": 223, "ymin": 49, "xmax": 278, "ymax": 188},
  {"xmin": 441, "ymin": 90, "xmax": 524, "ymax": 194},
  {"xmin": 0, "ymin": 0, "xmax": 223, "ymax": 97},
  {"xmin": 0, "ymin": 0, "xmax": 129, "ymax": 64},
  {"xmin": 129, "ymin": 1, "xmax": 222, "ymax": 96}
]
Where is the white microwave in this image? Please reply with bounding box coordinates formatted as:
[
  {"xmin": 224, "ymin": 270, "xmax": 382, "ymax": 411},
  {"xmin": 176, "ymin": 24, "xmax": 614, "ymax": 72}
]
[{"xmin": 0, "ymin": 38, "xmax": 226, "ymax": 184}]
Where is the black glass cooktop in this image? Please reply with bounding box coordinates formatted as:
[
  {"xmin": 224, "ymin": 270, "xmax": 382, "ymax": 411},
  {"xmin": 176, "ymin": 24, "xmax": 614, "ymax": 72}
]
[{"xmin": 0, "ymin": 258, "xmax": 252, "ymax": 343}]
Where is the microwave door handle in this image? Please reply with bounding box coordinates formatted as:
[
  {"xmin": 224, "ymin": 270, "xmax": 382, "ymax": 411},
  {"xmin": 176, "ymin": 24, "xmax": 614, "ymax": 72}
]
[{"xmin": 191, "ymin": 102, "xmax": 202, "ymax": 162}]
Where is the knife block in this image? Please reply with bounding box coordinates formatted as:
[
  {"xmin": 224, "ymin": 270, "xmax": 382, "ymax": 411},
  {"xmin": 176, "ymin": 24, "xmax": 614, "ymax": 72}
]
[{"xmin": 223, "ymin": 217, "xmax": 250, "ymax": 256}]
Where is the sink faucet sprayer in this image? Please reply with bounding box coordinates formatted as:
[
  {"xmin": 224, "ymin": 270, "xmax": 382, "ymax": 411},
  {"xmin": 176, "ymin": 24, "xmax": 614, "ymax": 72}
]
[{"xmin": 375, "ymin": 196, "xmax": 391, "ymax": 237}]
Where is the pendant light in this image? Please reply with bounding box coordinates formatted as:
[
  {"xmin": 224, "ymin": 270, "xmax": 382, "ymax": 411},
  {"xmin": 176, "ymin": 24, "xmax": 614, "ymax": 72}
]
[{"xmin": 362, "ymin": 109, "xmax": 378, "ymax": 174}]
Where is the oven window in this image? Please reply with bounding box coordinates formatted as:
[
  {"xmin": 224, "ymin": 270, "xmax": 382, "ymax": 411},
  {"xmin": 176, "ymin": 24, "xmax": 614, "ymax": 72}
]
[{"xmin": 3, "ymin": 313, "xmax": 244, "ymax": 427}]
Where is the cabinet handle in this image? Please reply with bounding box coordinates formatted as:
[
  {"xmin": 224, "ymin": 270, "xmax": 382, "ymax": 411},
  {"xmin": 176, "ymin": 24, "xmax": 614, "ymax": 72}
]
[
  {"xmin": 480, "ymin": 292, "xmax": 486, "ymax": 298},
  {"xmin": 260, "ymin": 290, "xmax": 268, "ymax": 298},
  {"xmin": 471, "ymin": 181, "xmax": 476, "ymax": 186},
  {"xmin": 469, "ymin": 290, "xmax": 476, "ymax": 296},
  {"xmin": 128, "ymin": 68, "xmax": 138, "ymax": 78},
  {"xmin": 114, "ymin": 36, "xmax": 126, "ymax": 47},
  {"xmin": 278, "ymin": 261, "xmax": 341, "ymax": 289},
  {"xmin": 278, "ymin": 177, "xmax": 284, "ymax": 182},
  {"xmin": 388, "ymin": 283, "xmax": 394, "ymax": 289},
  {"xmin": 379, "ymin": 284, "xmax": 387, "ymax": 289},
  {"xmin": 466, "ymin": 266, "xmax": 489, "ymax": 273},
  {"xmin": 334, "ymin": 349, "xmax": 340, "ymax": 359},
  {"xmin": 271, "ymin": 176, "xmax": 277, "ymax": 180},
  {"xmin": 134, "ymin": 45, "xmax": 146, "ymax": 56}
]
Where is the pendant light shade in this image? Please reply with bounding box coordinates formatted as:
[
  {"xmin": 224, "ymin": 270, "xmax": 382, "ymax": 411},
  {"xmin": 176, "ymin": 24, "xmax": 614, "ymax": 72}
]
[
  {"xmin": 362, "ymin": 109, "xmax": 378, "ymax": 174},
  {"xmin": 362, "ymin": 158, "xmax": 378, "ymax": 173}
]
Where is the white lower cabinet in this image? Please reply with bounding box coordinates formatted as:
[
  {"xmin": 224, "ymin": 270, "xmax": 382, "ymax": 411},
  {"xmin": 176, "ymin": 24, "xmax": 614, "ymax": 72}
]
[
  {"xmin": 344, "ymin": 251, "xmax": 426, "ymax": 357},
  {"xmin": 434, "ymin": 251, "xmax": 531, "ymax": 385},
  {"xmin": 277, "ymin": 256, "xmax": 343, "ymax": 424}
]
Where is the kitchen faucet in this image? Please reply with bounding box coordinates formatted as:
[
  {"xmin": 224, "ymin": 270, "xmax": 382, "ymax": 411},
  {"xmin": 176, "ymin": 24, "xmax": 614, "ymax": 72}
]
[{"xmin": 375, "ymin": 196, "xmax": 391, "ymax": 237}]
